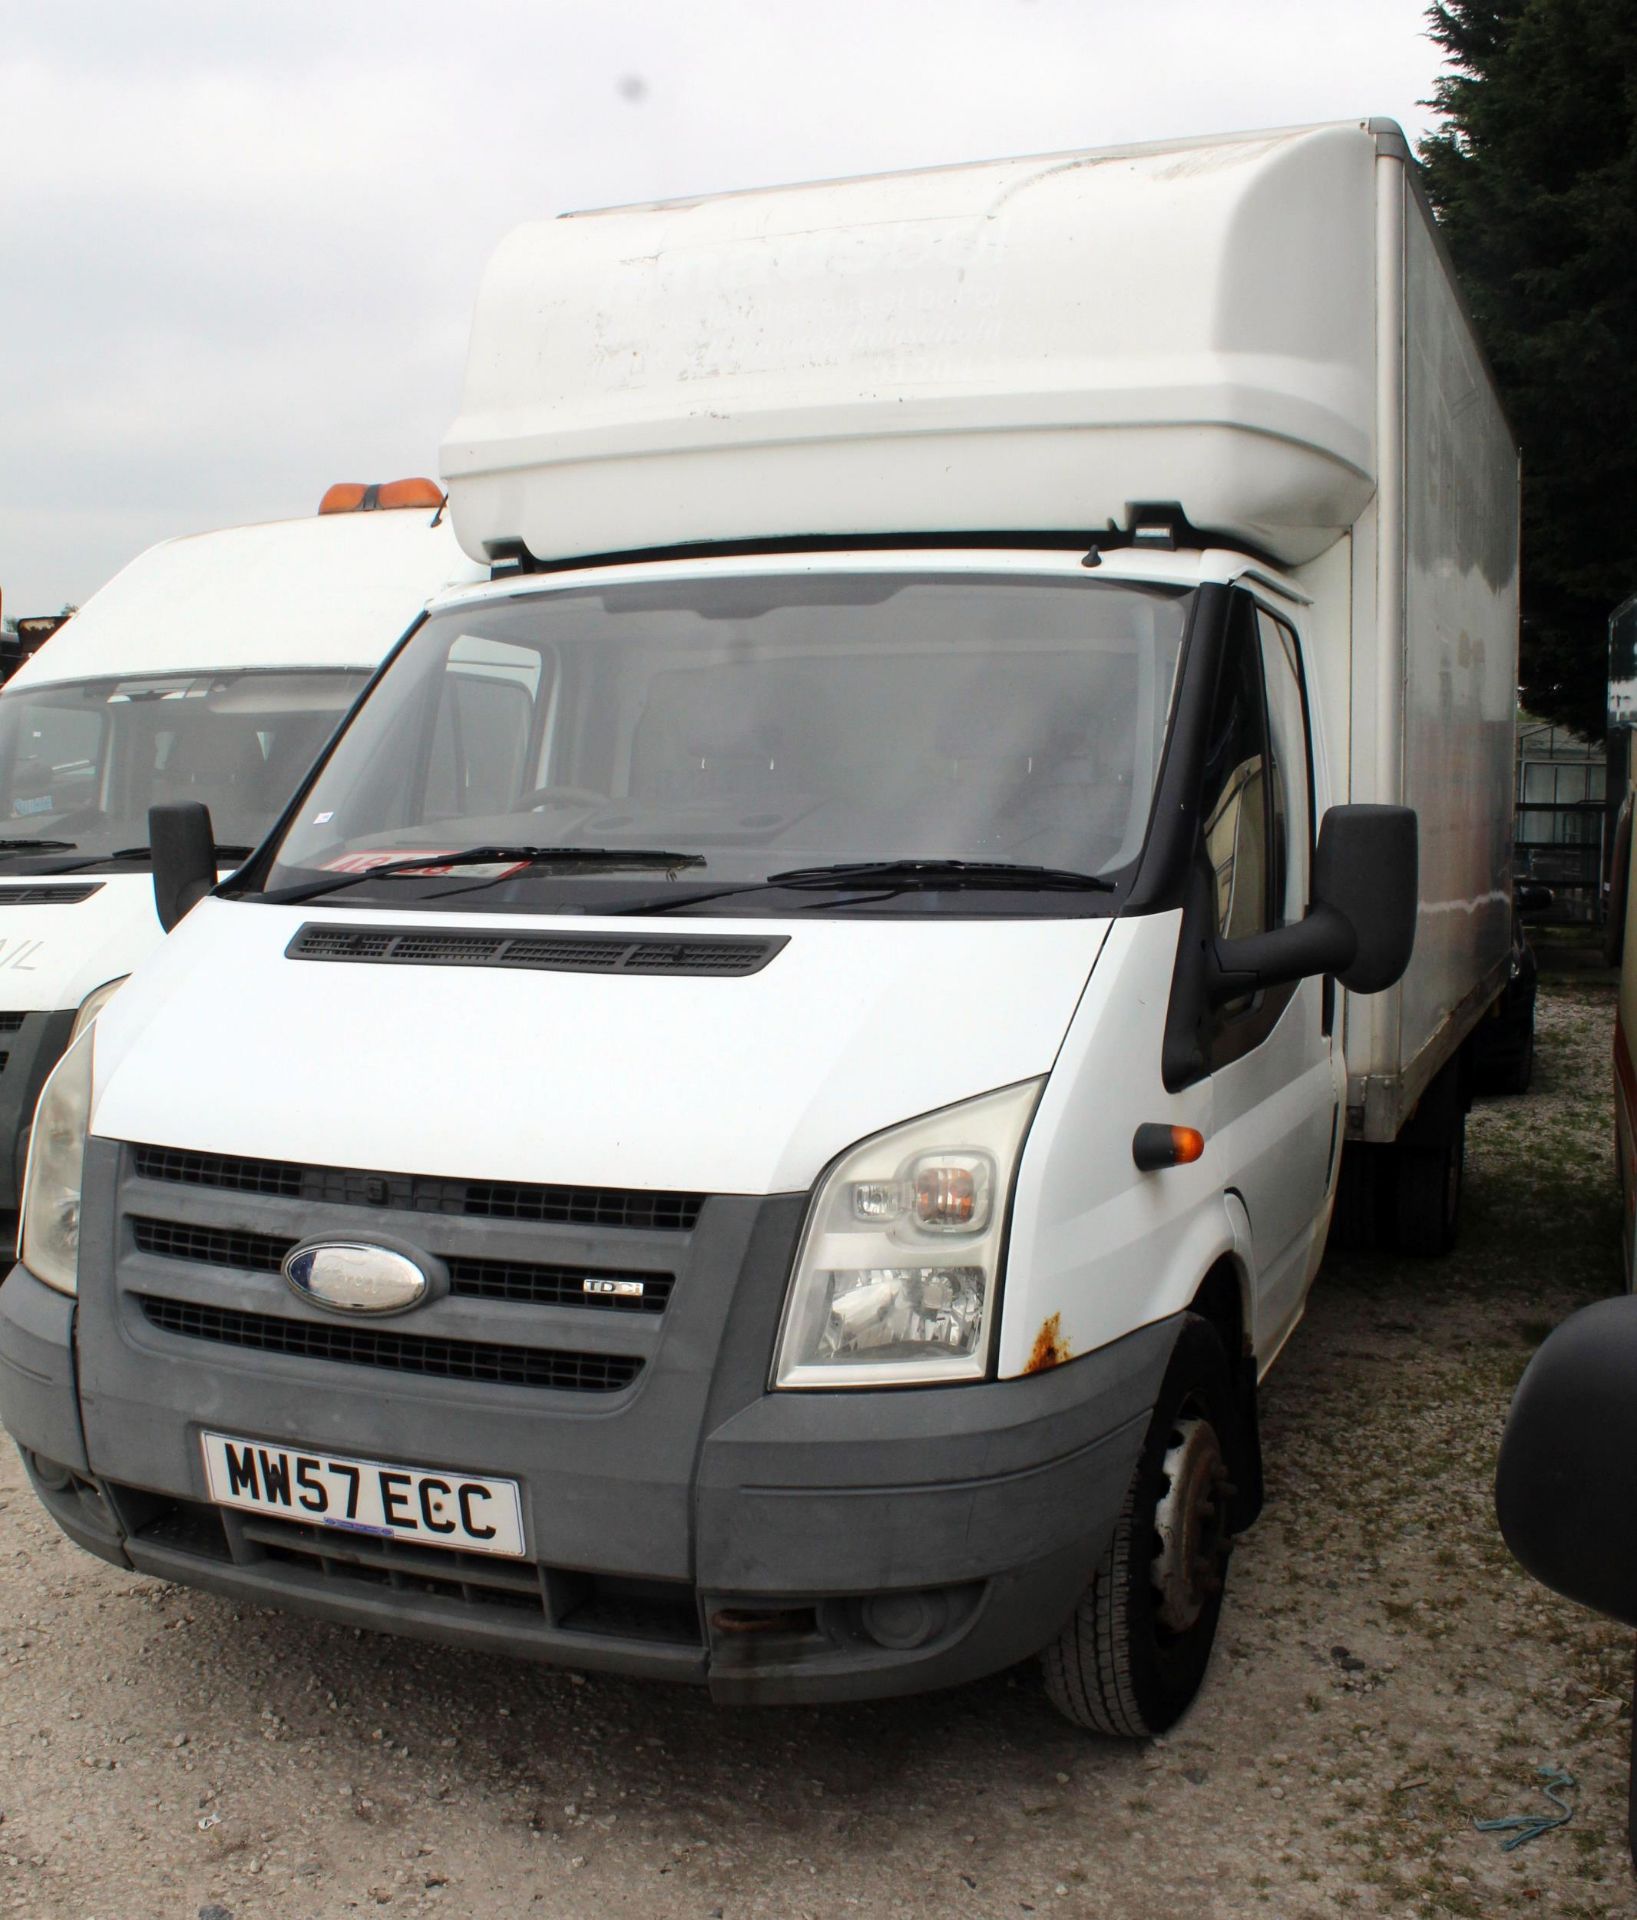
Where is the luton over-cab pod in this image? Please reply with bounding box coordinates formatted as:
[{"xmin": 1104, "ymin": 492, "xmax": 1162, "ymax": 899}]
[{"xmin": 443, "ymin": 122, "xmax": 1397, "ymax": 569}]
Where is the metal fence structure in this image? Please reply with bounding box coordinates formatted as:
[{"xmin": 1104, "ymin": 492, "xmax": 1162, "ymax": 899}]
[{"xmin": 1515, "ymin": 716, "xmax": 1606, "ymax": 923}]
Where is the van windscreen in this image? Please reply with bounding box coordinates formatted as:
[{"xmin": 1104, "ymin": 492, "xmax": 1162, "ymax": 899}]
[
  {"xmin": 263, "ymin": 570, "xmax": 1190, "ymax": 915},
  {"xmin": 0, "ymin": 669, "xmax": 370, "ymax": 866}
]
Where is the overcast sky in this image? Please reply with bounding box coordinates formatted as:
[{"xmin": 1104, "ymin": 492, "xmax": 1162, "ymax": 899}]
[{"xmin": 1, "ymin": 0, "xmax": 1447, "ymax": 616}]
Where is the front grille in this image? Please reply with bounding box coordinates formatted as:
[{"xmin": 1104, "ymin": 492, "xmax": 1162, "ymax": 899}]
[
  {"xmin": 130, "ymin": 1144, "xmax": 702, "ymax": 1233},
  {"xmin": 444, "ymin": 1256, "xmax": 670, "ymax": 1312},
  {"xmin": 130, "ymin": 1217, "xmax": 672, "ymax": 1312},
  {"xmin": 131, "ymin": 1145, "xmax": 302, "ymax": 1197},
  {"xmin": 0, "ymin": 883, "xmax": 103, "ymax": 906},
  {"xmin": 133, "ymin": 1217, "xmax": 286, "ymax": 1273},
  {"xmin": 0, "ymin": 1013, "xmax": 26, "ymax": 1034},
  {"xmin": 137, "ymin": 1294, "xmax": 642, "ymax": 1393},
  {"xmin": 287, "ymin": 922, "xmax": 786, "ymax": 978}
]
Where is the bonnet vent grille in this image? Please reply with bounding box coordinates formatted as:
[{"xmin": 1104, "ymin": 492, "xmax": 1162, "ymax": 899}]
[
  {"xmin": 0, "ymin": 883, "xmax": 104, "ymax": 905},
  {"xmin": 286, "ymin": 922, "xmax": 785, "ymax": 977}
]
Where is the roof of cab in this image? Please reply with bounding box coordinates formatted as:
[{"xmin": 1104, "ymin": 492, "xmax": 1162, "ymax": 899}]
[{"xmin": 8, "ymin": 508, "xmax": 486, "ymax": 692}]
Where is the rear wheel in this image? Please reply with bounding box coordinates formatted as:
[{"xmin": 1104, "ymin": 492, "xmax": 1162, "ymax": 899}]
[
  {"xmin": 1473, "ymin": 1005, "xmax": 1536, "ymax": 1096},
  {"xmin": 1377, "ymin": 1055, "xmax": 1467, "ymax": 1258},
  {"xmin": 1042, "ymin": 1316, "xmax": 1240, "ymax": 1736},
  {"xmin": 1328, "ymin": 1142, "xmax": 1384, "ymax": 1252},
  {"xmin": 1498, "ymin": 1022, "xmax": 1535, "ymax": 1096}
]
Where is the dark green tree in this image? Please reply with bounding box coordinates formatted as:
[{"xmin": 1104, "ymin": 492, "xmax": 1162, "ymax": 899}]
[{"xmin": 1419, "ymin": 0, "xmax": 1637, "ymax": 740}]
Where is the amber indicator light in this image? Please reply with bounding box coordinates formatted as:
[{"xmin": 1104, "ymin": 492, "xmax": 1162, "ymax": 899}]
[{"xmin": 1132, "ymin": 1122, "xmax": 1206, "ymax": 1172}]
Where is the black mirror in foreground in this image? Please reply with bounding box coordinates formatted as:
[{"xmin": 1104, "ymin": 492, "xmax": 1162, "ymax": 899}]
[
  {"xmin": 1211, "ymin": 802, "xmax": 1418, "ymax": 1003},
  {"xmin": 1496, "ymin": 1296, "xmax": 1637, "ymax": 1864},
  {"xmin": 150, "ymin": 802, "xmax": 218, "ymax": 932}
]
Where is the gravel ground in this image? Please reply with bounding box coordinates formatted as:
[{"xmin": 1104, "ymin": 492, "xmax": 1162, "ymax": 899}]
[{"xmin": 1, "ymin": 976, "xmax": 1633, "ymax": 1920}]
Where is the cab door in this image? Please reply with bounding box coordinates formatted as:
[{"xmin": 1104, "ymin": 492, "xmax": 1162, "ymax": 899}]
[{"xmin": 1199, "ymin": 592, "xmax": 1340, "ymax": 1364}]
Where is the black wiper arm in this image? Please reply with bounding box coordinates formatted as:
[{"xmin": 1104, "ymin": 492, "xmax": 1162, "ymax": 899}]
[
  {"xmin": 0, "ymin": 837, "xmax": 78, "ymax": 852},
  {"xmin": 105, "ymin": 842, "xmax": 256, "ymax": 862},
  {"xmin": 261, "ymin": 845, "xmax": 706, "ymax": 906},
  {"xmin": 615, "ymin": 858, "xmax": 1115, "ymax": 917},
  {"xmin": 762, "ymin": 858, "xmax": 1115, "ymax": 892}
]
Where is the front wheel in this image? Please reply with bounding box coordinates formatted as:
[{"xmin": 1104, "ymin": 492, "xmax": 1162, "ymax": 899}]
[{"xmin": 1042, "ymin": 1316, "xmax": 1241, "ymax": 1736}]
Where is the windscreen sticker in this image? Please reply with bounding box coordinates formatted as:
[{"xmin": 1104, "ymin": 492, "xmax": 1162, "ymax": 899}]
[
  {"xmin": 317, "ymin": 849, "xmax": 530, "ymax": 879},
  {"xmin": 321, "ymin": 849, "xmax": 456, "ymax": 873}
]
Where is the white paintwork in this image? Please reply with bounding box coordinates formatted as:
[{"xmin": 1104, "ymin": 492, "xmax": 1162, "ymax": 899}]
[
  {"xmin": 1001, "ymin": 912, "xmax": 1224, "ymax": 1375},
  {"xmin": 0, "ymin": 873, "xmax": 159, "ymax": 1016},
  {"xmin": 1294, "ymin": 155, "xmax": 1518, "ymax": 1135},
  {"xmin": 0, "ymin": 511, "xmax": 485, "ymax": 1022},
  {"xmin": 8, "ymin": 510, "xmax": 484, "ymax": 692},
  {"xmin": 444, "ymin": 123, "xmax": 1382, "ymax": 570},
  {"xmin": 1000, "ymin": 735, "xmax": 1339, "ymax": 1380},
  {"xmin": 1389, "ymin": 181, "xmax": 1517, "ymax": 1115},
  {"xmin": 89, "ymin": 896, "xmax": 1110, "ymax": 1197}
]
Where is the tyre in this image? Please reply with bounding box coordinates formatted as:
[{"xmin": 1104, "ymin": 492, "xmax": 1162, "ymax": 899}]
[
  {"xmin": 1327, "ymin": 1142, "xmax": 1383, "ymax": 1252},
  {"xmin": 1389, "ymin": 1108, "xmax": 1465, "ymax": 1256},
  {"xmin": 1494, "ymin": 1022, "xmax": 1534, "ymax": 1097},
  {"xmin": 1384, "ymin": 1060, "xmax": 1466, "ymax": 1257},
  {"xmin": 1042, "ymin": 1315, "xmax": 1240, "ymax": 1737},
  {"xmin": 1473, "ymin": 1010, "xmax": 1535, "ymax": 1096}
]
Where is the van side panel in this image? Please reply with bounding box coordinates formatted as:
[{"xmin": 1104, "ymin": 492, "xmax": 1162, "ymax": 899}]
[
  {"xmin": 1391, "ymin": 175, "xmax": 1519, "ymax": 1119},
  {"xmin": 1342, "ymin": 158, "xmax": 1519, "ymax": 1139}
]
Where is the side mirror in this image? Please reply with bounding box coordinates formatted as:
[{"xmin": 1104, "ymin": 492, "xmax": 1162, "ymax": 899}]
[
  {"xmin": 1210, "ymin": 803, "xmax": 1417, "ymax": 1002},
  {"xmin": 1496, "ymin": 1296, "xmax": 1637, "ymax": 1628},
  {"xmin": 150, "ymin": 802, "xmax": 217, "ymax": 932},
  {"xmin": 1515, "ymin": 881, "xmax": 1554, "ymax": 920},
  {"xmin": 1501, "ymin": 1296, "xmax": 1637, "ymax": 1871}
]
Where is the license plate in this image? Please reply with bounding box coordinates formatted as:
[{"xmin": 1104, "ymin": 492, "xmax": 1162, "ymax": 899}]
[{"xmin": 200, "ymin": 1431, "xmax": 526, "ymax": 1558}]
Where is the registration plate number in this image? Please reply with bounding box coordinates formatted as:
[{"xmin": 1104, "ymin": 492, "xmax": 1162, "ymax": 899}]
[{"xmin": 200, "ymin": 1431, "xmax": 526, "ymax": 1558}]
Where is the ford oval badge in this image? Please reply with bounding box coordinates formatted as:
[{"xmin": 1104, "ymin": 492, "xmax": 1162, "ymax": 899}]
[{"xmin": 282, "ymin": 1242, "xmax": 430, "ymax": 1315}]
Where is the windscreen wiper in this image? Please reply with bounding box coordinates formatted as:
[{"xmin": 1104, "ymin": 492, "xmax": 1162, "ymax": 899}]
[
  {"xmin": 261, "ymin": 844, "xmax": 706, "ymax": 906},
  {"xmin": 616, "ymin": 857, "xmax": 1115, "ymax": 915},
  {"xmin": 0, "ymin": 838, "xmax": 78, "ymax": 852},
  {"xmin": 105, "ymin": 842, "xmax": 256, "ymax": 862},
  {"xmin": 763, "ymin": 858, "xmax": 1115, "ymax": 892}
]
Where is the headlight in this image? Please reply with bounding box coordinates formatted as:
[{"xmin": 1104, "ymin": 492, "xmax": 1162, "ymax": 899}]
[
  {"xmin": 19, "ymin": 1026, "xmax": 95, "ymax": 1297},
  {"xmin": 772, "ymin": 1079, "xmax": 1043, "ymax": 1389},
  {"xmin": 69, "ymin": 975, "xmax": 128, "ymax": 1042}
]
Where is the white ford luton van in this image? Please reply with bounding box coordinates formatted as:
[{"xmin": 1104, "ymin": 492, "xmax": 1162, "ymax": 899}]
[
  {"xmin": 0, "ymin": 123, "xmax": 1516, "ymax": 1733},
  {"xmin": 0, "ymin": 487, "xmax": 482, "ymax": 1218}
]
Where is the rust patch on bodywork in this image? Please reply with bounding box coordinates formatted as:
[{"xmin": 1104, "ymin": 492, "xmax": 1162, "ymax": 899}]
[{"xmin": 1025, "ymin": 1313, "xmax": 1070, "ymax": 1374}]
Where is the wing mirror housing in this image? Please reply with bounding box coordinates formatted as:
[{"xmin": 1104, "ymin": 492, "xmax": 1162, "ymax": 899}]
[
  {"xmin": 1496, "ymin": 1296, "xmax": 1637, "ymax": 1629},
  {"xmin": 1515, "ymin": 881, "xmax": 1554, "ymax": 920},
  {"xmin": 1210, "ymin": 803, "xmax": 1417, "ymax": 1003},
  {"xmin": 150, "ymin": 802, "xmax": 218, "ymax": 932},
  {"xmin": 1498, "ymin": 1296, "xmax": 1637, "ymax": 1868}
]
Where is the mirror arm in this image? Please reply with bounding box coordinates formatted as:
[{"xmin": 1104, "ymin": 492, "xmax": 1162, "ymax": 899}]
[{"xmin": 1208, "ymin": 903, "xmax": 1357, "ymax": 1006}]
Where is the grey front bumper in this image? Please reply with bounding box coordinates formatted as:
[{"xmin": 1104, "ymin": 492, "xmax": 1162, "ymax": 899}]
[{"xmin": 0, "ymin": 1144, "xmax": 1177, "ymax": 1705}]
